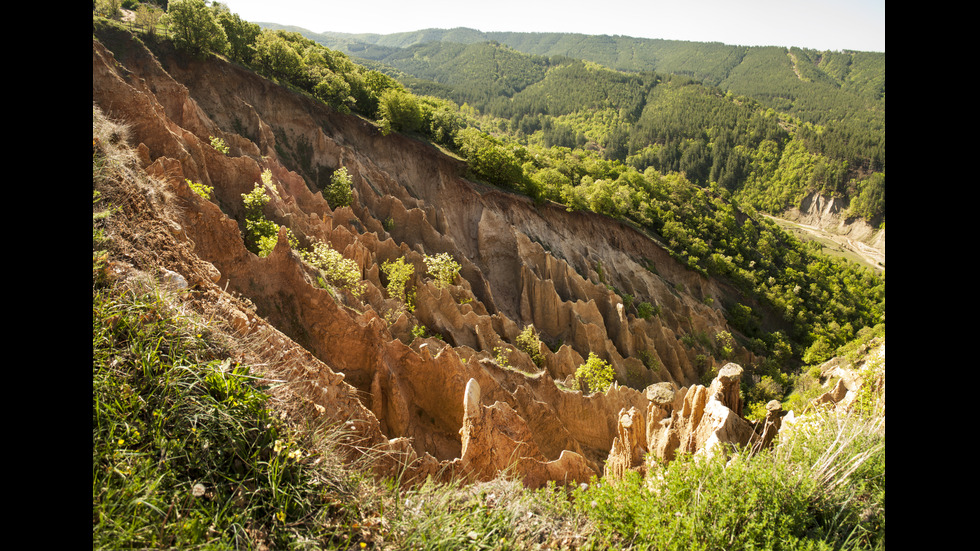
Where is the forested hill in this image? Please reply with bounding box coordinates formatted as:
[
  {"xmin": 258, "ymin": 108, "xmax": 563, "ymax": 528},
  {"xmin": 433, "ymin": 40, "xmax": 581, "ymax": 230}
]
[
  {"xmin": 277, "ymin": 26, "xmax": 884, "ymax": 125},
  {"xmin": 260, "ymin": 24, "xmax": 885, "ymax": 226}
]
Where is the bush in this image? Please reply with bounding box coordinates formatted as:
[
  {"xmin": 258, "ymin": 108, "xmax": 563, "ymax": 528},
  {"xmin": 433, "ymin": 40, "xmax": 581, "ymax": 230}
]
[
  {"xmin": 185, "ymin": 178, "xmax": 212, "ymax": 200},
  {"xmin": 516, "ymin": 325, "xmax": 545, "ymax": 367},
  {"xmin": 381, "ymin": 257, "xmax": 415, "ymax": 311},
  {"xmin": 575, "ymin": 352, "xmax": 615, "ymax": 394},
  {"xmin": 424, "ymin": 252, "xmax": 461, "ymax": 289},
  {"xmin": 574, "ymin": 452, "xmax": 817, "ymax": 550},
  {"xmin": 301, "ymin": 240, "xmax": 365, "ymax": 299},
  {"xmin": 241, "ymin": 183, "xmax": 296, "ymax": 256},
  {"xmin": 209, "ymin": 135, "xmax": 229, "ymax": 154},
  {"xmin": 323, "ymin": 166, "xmax": 353, "ymax": 209}
]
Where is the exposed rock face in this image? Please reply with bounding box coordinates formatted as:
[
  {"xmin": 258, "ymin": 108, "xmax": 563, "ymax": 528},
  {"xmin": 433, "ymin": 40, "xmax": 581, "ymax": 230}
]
[
  {"xmin": 92, "ymin": 27, "xmax": 763, "ymax": 486},
  {"xmin": 644, "ymin": 363, "xmax": 755, "ymax": 466},
  {"xmin": 455, "ymin": 378, "xmax": 598, "ymax": 488}
]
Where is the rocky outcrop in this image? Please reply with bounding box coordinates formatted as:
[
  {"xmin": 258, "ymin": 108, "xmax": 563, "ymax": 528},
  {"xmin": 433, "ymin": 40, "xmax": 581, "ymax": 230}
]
[
  {"xmin": 643, "ymin": 363, "xmax": 755, "ymax": 466},
  {"xmin": 92, "ymin": 27, "xmax": 764, "ymax": 486},
  {"xmin": 454, "ymin": 378, "xmax": 598, "ymax": 488}
]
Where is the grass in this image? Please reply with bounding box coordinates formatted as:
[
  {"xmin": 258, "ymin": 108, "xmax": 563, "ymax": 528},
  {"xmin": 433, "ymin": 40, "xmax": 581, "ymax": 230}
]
[{"xmin": 92, "ymin": 271, "xmax": 378, "ymax": 549}]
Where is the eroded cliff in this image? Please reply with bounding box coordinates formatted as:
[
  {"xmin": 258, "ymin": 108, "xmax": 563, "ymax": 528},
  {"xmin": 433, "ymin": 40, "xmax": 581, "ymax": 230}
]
[{"xmin": 92, "ymin": 27, "xmax": 766, "ymax": 484}]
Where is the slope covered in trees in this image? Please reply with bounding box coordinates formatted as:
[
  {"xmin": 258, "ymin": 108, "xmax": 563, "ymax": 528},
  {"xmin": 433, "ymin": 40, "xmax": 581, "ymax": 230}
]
[{"xmin": 289, "ymin": 26, "xmax": 884, "ymax": 226}]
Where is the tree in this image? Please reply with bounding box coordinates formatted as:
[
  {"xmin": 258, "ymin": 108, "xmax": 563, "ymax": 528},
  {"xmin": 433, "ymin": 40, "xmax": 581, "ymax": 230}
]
[
  {"xmin": 216, "ymin": 11, "xmax": 259, "ymax": 64},
  {"xmin": 378, "ymin": 88, "xmax": 422, "ymax": 134},
  {"xmin": 575, "ymin": 352, "xmax": 615, "ymax": 394},
  {"xmin": 322, "ymin": 167, "xmax": 353, "ymax": 209},
  {"xmin": 167, "ymin": 0, "xmax": 228, "ymax": 57},
  {"xmin": 253, "ymin": 32, "xmax": 304, "ymax": 83},
  {"xmin": 134, "ymin": 3, "xmax": 164, "ymax": 34}
]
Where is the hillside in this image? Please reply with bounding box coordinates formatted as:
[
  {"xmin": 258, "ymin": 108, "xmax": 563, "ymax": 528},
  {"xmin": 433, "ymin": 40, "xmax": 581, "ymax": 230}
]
[
  {"xmin": 268, "ymin": 25, "xmax": 885, "ymax": 233},
  {"xmin": 93, "ymin": 10, "xmax": 884, "ymax": 549}
]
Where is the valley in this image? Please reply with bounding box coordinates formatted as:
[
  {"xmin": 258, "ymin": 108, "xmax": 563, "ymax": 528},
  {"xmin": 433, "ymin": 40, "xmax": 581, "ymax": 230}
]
[{"xmin": 92, "ymin": 5, "xmax": 885, "ymax": 548}]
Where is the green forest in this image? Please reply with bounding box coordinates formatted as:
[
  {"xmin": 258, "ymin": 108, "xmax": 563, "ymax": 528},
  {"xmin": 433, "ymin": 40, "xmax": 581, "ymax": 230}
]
[{"xmin": 105, "ymin": 0, "xmax": 884, "ymax": 376}]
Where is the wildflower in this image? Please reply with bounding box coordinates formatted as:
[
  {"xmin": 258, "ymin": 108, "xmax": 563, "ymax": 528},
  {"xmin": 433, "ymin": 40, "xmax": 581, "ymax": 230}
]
[{"xmin": 192, "ymin": 483, "xmax": 205, "ymax": 497}]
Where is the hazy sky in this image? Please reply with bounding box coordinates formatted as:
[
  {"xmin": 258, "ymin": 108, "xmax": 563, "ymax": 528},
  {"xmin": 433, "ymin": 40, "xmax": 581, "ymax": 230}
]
[{"xmin": 221, "ymin": 0, "xmax": 885, "ymax": 53}]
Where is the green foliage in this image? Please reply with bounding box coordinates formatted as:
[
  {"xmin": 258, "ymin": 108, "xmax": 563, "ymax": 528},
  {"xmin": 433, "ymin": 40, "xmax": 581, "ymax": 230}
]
[
  {"xmin": 381, "ymin": 257, "xmax": 415, "ymax": 311},
  {"xmin": 575, "ymin": 352, "xmax": 615, "ymax": 394},
  {"xmin": 515, "ymin": 325, "xmax": 544, "ymax": 367},
  {"xmin": 301, "ymin": 240, "xmax": 366, "ymax": 300},
  {"xmin": 715, "ymin": 330, "xmax": 735, "ymax": 360},
  {"xmin": 93, "ymin": 276, "xmax": 367, "ymax": 549},
  {"xmin": 378, "ymin": 88, "xmax": 423, "ymax": 134},
  {"xmin": 216, "ymin": 10, "xmax": 260, "ymax": 64},
  {"xmin": 575, "ymin": 453, "xmax": 815, "ymax": 550},
  {"xmin": 167, "ymin": 0, "xmax": 227, "ymax": 57},
  {"xmin": 241, "ymin": 182, "xmax": 296, "ymax": 257},
  {"xmin": 184, "ymin": 178, "xmax": 212, "ymax": 200},
  {"xmin": 209, "ymin": 135, "xmax": 229, "ymax": 154},
  {"xmin": 322, "ymin": 166, "xmax": 353, "ymax": 209},
  {"xmin": 423, "ymin": 252, "xmax": 461, "ymax": 289}
]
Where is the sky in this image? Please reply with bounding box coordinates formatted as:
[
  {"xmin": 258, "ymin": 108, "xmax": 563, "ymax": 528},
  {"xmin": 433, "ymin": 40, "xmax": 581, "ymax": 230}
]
[{"xmin": 221, "ymin": 0, "xmax": 885, "ymax": 53}]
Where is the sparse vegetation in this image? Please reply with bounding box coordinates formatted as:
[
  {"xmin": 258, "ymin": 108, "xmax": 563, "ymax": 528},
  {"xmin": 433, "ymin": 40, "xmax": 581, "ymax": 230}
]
[{"xmin": 93, "ymin": 18, "xmax": 885, "ymax": 550}]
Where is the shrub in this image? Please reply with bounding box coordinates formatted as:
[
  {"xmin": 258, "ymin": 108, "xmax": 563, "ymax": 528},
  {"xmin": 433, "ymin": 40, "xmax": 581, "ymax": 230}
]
[
  {"xmin": 575, "ymin": 352, "xmax": 615, "ymax": 394},
  {"xmin": 516, "ymin": 325, "xmax": 544, "ymax": 367},
  {"xmin": 381, "ymin": 257, "xmax": 415, "ymax": 311},
  {"xmin": 241, "ymin": 183, "xmax": 296, "ymax": 256},
  {"xmin": 424, "ymin": 252, "xmax": 461, "ymax": 289},
  {"xmin": 209, "ymin": 135, "xmax": 229, "ymax": 154},
  {"xmin": 636, "ymin": 301, "xmax": 660, "ymax": 319},
  {"xmin": 323, "ymin": 166, "xmax": 353, "ymax": 209},
  {"xmin": 301, "ymin": 240, "xmax": 365, "ymax": 299},
  {"xmin": 573, "ymin": 452, "xmax": 818, "ymax": 550},
  {"xmin": 185, "ymin": 178, "xmax": 212, "ymax": 200},
  {"xmin": 715, "ymin": 330, "xmax": 735, "ymax": 360}
]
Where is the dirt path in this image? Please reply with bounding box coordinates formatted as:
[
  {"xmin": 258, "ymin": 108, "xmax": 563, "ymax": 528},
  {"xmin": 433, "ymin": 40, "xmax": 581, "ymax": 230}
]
[{"xmin": 764, "ymin": 214, "xmax": 885, "ymax": 273}]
